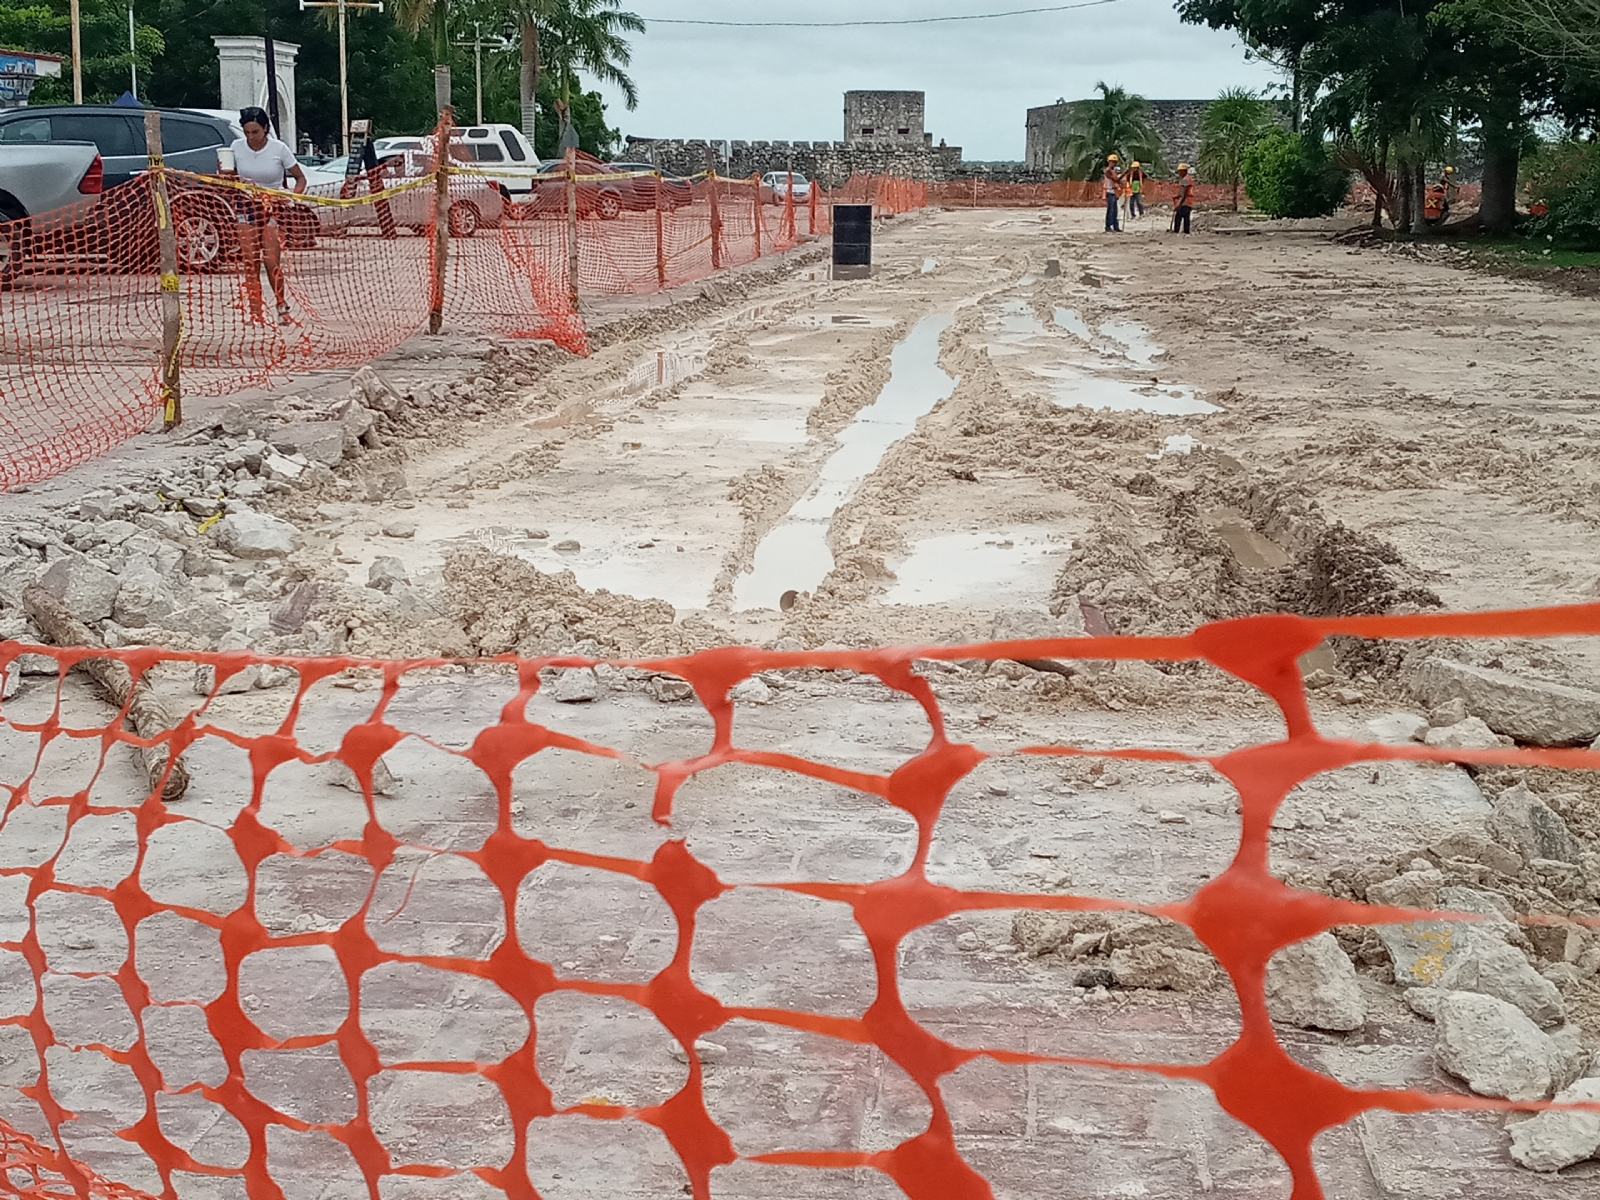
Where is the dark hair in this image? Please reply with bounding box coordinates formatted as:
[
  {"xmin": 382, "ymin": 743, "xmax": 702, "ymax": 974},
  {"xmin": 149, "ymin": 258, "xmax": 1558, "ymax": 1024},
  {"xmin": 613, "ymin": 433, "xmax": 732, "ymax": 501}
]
[{"xmin": 239, "ymin": 107, "xmax": 271, "ymax": 131}]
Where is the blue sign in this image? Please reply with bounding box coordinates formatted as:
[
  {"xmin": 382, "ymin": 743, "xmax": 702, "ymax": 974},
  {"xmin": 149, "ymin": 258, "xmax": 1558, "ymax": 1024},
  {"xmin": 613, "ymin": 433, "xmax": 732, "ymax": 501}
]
[{"xmin": 0, "ymin": 49, "xmax": 63, "ymax": 108}]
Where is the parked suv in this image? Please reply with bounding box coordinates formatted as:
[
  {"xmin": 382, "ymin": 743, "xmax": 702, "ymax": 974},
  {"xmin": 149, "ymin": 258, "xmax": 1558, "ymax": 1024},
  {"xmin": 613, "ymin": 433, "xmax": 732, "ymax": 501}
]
[{"xmin": 0, "ymin": 106, "xmax": 236, "ymax": 185}]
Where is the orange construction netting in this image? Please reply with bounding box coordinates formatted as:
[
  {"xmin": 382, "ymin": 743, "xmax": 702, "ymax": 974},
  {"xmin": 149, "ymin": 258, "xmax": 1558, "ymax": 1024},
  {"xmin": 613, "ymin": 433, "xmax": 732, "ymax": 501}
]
[
  {"xmin": 924, "ymin": 178, "xmax": 1237, "ymax": 208},
  {"xmin": 1, "ymin": 131, "xmax": 923, "ymax": 492},
  {"xmin": 2, "ymin": 604, "xmax": 1598, "ymax": 1200}
]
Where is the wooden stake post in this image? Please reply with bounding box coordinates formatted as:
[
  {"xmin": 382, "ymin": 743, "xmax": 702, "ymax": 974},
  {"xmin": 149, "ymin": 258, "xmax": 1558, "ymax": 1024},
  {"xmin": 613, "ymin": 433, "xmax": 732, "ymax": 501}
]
[
  {"xmin": 708, "ymin": 173, "xmax": 722, "ymax": 271},
  {"xmin": 752, "ymin": 175, "xmax": 762, "ymax": 259},
  {"xmin": 144, "ymin": 110, "xmax": 182, "ymax": 430},
  {"xmin": 565, "ymin": 149, "xmax": 580, "ymax": 311},
  {"xmin": 654, "ymin": 172, "xmax": 667, "ymax": 289},
  {"xmin": 429, "ymin": 106, "xmax": 452, "ymax": 334}
]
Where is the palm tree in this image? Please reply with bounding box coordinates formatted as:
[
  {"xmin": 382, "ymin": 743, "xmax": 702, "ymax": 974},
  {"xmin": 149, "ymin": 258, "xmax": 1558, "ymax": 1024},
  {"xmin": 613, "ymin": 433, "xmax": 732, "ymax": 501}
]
[
  {"xmin": 393, "ymin": 0, "xmax": 454, "ymax": 114},
  {"xmin": 537, "ymin": 0, "xmax": 642, "ymax": 147},
  {"xmin": 1053, "ymin": 82, "xmax": 1162, "ymax": 181},
  {"xmin": 1197, "ymin": 88, "xmax": 1275, "ymax": 210}
]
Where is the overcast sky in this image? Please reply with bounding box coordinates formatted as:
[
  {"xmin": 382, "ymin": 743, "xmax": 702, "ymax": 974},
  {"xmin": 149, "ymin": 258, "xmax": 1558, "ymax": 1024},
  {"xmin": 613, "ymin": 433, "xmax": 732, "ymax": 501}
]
[{"xmin": 603, "ymin": 0, "xmax": 1278, "ymax": 160}]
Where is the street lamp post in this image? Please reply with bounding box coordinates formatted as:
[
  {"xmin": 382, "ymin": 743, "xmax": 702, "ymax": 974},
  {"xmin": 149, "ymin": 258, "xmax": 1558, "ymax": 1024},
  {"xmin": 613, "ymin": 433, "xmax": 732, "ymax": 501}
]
[
  {"xmin": 453, "ymin": 24, "xmax": 502, "ymax": 126},
  {"xmin": 298, "ymin": 0, "xmax": 384, "ymax": 154}
]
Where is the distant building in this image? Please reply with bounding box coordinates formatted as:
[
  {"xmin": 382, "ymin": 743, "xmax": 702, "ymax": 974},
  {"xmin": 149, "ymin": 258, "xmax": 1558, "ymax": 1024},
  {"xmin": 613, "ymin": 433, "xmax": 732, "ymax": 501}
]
[
  {"xmin": 0, "ymin": 47, "xmax": 62, "ymax": 108},
  {"xmin": 1026, "ymin": 99, "xmax": 1212, "ymax": 174},
  {"xmin": 844, "ymin": 90, "xmax": 926, "ymax": 147}
]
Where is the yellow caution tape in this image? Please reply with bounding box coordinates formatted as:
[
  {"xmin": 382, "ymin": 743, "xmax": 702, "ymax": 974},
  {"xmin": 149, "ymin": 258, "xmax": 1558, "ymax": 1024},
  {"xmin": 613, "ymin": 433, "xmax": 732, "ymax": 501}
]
[
  {"xmin": 159, "ymin": 273, "xmax": 179, "ymax": 293},
  {"xmin": 195, "ymin": 509, "xmax": 224, "ymax": 535},
  {"xmin": 169, "ymin": 170, "xmax": 440, "ymax": 209}
]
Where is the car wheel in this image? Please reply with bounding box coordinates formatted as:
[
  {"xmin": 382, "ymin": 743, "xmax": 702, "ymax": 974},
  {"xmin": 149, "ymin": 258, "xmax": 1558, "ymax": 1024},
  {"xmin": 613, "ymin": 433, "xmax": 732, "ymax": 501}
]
[
  {"xmin": 0, "ymin": 200, "xmax": 26, "ymax": 288},
  {"xmin": 448, "ymin": 201, "xmax": 480, "ymax": 237},
  {"xmin": 597, "ymin": 190, "xmax": 623, "ymax": 220},
  {"xmin": 172, "ymin": 199, "xmax": 230, "ymax": 272}
]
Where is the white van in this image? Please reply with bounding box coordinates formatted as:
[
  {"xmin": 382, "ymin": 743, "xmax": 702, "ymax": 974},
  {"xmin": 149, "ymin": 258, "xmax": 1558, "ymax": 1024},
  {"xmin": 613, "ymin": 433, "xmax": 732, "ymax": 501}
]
[{"xmin": 448, "ymin": 124, "xmax": 543, "ymax": 198}]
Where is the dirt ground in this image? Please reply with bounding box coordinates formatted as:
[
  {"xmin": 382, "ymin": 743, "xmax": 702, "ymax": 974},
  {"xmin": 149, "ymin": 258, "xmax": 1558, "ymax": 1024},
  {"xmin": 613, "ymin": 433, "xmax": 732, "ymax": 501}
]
[{"xmin": 3, "ymin": 204, "xmax": 1600, "ymax": 1198}]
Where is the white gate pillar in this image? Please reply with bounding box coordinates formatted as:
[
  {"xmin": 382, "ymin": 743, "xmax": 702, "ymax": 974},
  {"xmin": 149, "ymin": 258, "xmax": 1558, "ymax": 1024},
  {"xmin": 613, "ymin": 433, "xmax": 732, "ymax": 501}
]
[{"xmin": 212, "ymin": 36, "xmax": 300, "ymax": 150}]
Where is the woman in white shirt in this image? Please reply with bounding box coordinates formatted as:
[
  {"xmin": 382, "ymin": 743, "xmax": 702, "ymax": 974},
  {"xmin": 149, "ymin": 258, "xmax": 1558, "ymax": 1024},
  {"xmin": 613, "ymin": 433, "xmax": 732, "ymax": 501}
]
[{"xmin": 229, "ymin": 107, "xmax": 307, "ymax": 324}]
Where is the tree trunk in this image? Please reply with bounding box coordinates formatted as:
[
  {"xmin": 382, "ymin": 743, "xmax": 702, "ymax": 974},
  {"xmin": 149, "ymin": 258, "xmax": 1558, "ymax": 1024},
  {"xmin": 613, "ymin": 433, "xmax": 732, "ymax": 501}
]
[
  {"xmin": 1411, "ymin": 161, "xmax": 1428, "ymax": 236},
  {"xmin": 434, "ymin": 64, "xmax": 451, "ymax": 115},
  {"xmin": 519, "ymin": 21, "xmax": 539, "ymax": 146},
  {"xmin": 1478, "ymin": 92, "xmax": 1522, "ymax": 234},
  {"xmin": 1396, "ymin": 157, "xmax": 1412, "ymax": 230},
  {"xmin": 432, "ymin": 4, "xmax": 451, "ymax": 116},
  {"xmin": 1231, "ymin": 176, "xmax": 1239, "ymax": 211}
]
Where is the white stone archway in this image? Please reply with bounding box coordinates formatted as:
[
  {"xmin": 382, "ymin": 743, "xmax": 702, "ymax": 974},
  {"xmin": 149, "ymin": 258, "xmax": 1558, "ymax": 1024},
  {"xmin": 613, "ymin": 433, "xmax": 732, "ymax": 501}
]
[{"xmin": 212, "ymin": 36, "xmax": 300, "ymax": 149}]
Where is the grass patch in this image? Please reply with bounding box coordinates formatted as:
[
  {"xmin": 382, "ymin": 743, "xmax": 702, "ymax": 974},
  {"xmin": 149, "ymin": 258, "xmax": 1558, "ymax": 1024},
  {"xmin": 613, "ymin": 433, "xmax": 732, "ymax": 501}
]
[{"xmin": 1465, "ymin": 238, "xmax": 1600, "ymax": 269}]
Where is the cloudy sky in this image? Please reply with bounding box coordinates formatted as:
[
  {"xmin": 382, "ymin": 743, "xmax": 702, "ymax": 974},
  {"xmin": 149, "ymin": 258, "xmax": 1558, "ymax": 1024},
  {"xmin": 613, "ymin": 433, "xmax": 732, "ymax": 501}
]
[{"xmin": 604, "ymin": 0, "xmax": 1279, "ymax": 160}]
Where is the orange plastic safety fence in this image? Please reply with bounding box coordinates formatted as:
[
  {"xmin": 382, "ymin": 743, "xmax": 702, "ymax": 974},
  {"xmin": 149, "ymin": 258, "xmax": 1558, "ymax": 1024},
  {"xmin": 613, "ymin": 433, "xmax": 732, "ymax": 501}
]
[
  {"xmin": 4, "ymin": 150, "xmax": 931, "ymax": 490},
  {"xmin": 3, "ymin": 604, "xmax": 1599, "ymax": 1200},
  {"xmin": 924, "ymin": 178, "xmax": 1236, "ymax": 208}
]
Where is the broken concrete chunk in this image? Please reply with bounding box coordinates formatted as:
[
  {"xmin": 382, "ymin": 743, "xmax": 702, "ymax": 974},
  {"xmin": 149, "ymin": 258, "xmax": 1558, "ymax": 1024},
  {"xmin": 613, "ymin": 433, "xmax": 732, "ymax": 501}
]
[
  {"xmin": 1508, "ymin": 1077, "xmax": 1600, "ymax": 1173},
  {"xmin": 272, "ymin": 422, "xmax": 347, "ymax": 468},
  {"xmin": 216, "ymin": 510, "xmax": 299, "ymax": 559},
  {"xmin": 1406, "ymin": 987, "xmax": 1446, "ymax": 1020},
  {"xmin": 729, "ymin": 676, "xmax": 772, "ymax": 705},
  {"xmin": 1366, "ymin": 866, "xmax": 1444, "ymax": 911},
  {"xmin": 1488, "ymin": 784, "xmax": 1583, "ymax": 866},
  {"xmin": 1434, "ymin": 991, "xmax": 1556, "ymax": 1101},
  {"xmin": 1108, "ymin": 944, "xmax": 1217, "ymax": 991},
  {"xmin": 1423, "ymin": 716, "xmax": 1503, "ymax": 751},
  {"xmin": 323, "ymin": 756, "xmax": 398, "ymax": 797},
  {"xmin": 1406, "ymin": 656, "xmax": 1600, "ymax": 746},
  {"xmin": 1265, "ymin": 933, "xmax": 1365, "ymax": 1031},
  {"xmin": 367, "ymin": 557, "xmax": 410, "ymax": 593},
  {"xmin": 1429, "ymin": 697, "xmax": 1469, "ymax": 727},
  {"xmin": 112, "ymin": 565, "xmax": 182, "ymax": 629},
  {"xmin": 1430, "ymin": 831, "xmax": 1525, "ymax": 877},
  {"xmin": 549, "ymin": 667, "xmax": 600, "ymax": 703},
  {"xmin": 1438, "ymin": 932, "xmax": 1565, "ymax": 1029},
  {"xmin": 651, "ymin": 675, "xmax": 695, "ymax": 703},
  {"xmin": 37, "ymin": 556, "xmax": 122, "ymax": 624},
  {"xmin": 1365, "ymin": 712, "xmax": 1429, "ymax": 744},
  {"xmin": 1376, "ymin": 921, "xmax": 1474, "ymax": 988}
]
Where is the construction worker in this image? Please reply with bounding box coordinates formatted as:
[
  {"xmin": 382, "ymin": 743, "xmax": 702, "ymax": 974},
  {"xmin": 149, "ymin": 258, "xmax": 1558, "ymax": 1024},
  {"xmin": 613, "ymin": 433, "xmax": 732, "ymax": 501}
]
[
  {"xmin": 1127, "ymin": 160, "xmax": 1145, "ymax": 218},
  {"xmin": 1103, "ymin": 153, "xmax": 1123, "ymax": 232},
  {"xmin": 1173, "ymin": 163, "xmax": 1195, "ymax": 234}
]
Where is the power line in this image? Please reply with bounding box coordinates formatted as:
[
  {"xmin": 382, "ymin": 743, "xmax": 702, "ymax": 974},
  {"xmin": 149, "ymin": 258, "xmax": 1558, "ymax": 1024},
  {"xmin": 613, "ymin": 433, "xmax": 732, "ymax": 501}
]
[{"xmin": 644, "ymin": 0, "xmax": 1124, "ymax": 29}]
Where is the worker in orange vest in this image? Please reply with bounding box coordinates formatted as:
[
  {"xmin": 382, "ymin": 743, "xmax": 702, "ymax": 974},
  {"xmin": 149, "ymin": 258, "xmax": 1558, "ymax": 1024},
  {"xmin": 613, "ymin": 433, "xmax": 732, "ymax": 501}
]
[
  {"xmin": 1173, "ymin": 163, "xmax": 1195, "ymax": 234},
  {"xmin": 1103, "ymin": 153, "xmax": 1124, "ymax": 232},
  {"xmin": 1127, "ymin": 160, "xmax": 1146, "ymax": 219}
]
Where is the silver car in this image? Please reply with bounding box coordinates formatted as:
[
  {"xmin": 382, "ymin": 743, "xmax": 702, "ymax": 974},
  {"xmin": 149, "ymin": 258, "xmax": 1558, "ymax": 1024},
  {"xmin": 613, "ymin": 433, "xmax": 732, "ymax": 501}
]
[{"xmin": 307, "ymin": 150, "xmax": 504, "ymax": 237}]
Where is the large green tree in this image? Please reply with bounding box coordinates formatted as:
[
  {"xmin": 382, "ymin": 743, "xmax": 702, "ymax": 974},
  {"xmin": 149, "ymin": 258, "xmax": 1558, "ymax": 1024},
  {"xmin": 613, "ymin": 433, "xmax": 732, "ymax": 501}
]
[
  {"xmin": 1, "ymin": 0, "xmax": 162, "ymax": 103},
  {"xmin": 1176, "ymin": 0, "xmax": 1554, "ymax": 233},
  {"xmin": 1053, "ymin": 81, "xmax": 1163, "ymax": 180},
  {"xmin": 1197, "ymin": 87, "xmax": 1276, "ymax": 208}
]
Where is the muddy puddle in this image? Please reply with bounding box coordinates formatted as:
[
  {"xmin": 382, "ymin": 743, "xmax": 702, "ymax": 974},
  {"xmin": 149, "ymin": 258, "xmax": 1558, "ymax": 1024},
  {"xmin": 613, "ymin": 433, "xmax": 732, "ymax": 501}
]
[
  {"xmin": 1034, "ymin": 367, "xmax": 1220, "ymax": 415},
  {"xmin": 598, "ymin": 343, "xmax": 709, "ymax": 409},
  {"xmin": 734, "ymin": 313, "xmax": 958, "ymax": 610},
  {"xmin": 880, "ymin": 528, "xmax": 1068, "ymax": 606}
]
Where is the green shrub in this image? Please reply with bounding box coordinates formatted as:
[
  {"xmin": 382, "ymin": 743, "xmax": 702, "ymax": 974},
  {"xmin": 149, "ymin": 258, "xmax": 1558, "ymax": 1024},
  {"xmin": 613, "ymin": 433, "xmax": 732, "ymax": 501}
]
[
  {"xmin": 1522, "ymin": 141, "xmax": 1600, "ymax": 249},
  {"xmin": 1240, "ymin": 131, "xmax": 1351, "ymax": 218}
]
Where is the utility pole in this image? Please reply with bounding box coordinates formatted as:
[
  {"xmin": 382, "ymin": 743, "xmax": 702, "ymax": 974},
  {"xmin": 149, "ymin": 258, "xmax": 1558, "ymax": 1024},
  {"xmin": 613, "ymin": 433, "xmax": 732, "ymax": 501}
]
[
  {"xmin": 298, "ymin": 0, "xmax": 384, "ymax": 154},
  {"xmin": 453, "ymin": 24, "xmax": 498, "ymax": 125},
  {"xmin": 128, "ymin": 0, "xmax": 137, "ymax": 98},
  {"xmin": 69, "ymin": 0, "xmax": 82, "ymax": 102}
]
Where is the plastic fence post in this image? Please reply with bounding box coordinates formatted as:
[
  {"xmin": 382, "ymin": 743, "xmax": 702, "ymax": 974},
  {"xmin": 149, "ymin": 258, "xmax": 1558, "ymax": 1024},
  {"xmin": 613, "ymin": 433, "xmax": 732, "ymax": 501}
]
[
  {"xmin": 430, "ymin": 106, "xmax": 452, "ymax": 335},
  {"xmin": 144, "ymin": 110, "xmax": 183, "ymax": 431},
  {"xmin": 708, "ymin": 172, "xmax": 722, "ymax": 271},
  {"xmin": 566, "ymin": 148, "xmax": 580, "ymax": 310},
  {"xmin": 655, "ymin": 172, "xmax": 666, "ymax": 289}
]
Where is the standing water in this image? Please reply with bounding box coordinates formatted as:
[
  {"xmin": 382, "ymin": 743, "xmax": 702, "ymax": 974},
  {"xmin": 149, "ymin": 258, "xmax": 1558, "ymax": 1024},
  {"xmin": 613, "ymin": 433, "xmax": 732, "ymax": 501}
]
[{"xmin": 734, "ymin": 314, "xmax": 957, "ymax": 609}]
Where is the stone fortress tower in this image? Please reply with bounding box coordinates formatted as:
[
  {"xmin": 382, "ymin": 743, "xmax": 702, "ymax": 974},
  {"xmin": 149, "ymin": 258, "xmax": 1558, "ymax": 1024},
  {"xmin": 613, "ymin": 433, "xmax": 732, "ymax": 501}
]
[{"xmin": 843, "ymin": 91, "xmax": 927, "ymax": 148}]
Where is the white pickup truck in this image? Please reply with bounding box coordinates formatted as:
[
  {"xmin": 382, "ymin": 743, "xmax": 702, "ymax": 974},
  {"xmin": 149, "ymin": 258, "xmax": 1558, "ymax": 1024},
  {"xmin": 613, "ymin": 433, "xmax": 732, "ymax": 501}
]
[{"xmin": 0, "ymin": 141, "xmax": 103, "ymax": 285}]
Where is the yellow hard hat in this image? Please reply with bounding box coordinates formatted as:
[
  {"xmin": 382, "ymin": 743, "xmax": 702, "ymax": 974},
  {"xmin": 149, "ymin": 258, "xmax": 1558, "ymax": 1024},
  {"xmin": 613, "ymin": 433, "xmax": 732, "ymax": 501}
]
[
  {"xmin": 1444, "ymin": 165, "xmax": 1456, "ymax": 174},
  {"xmin": 1130, "ymin": 160, "xmax": 1141, "ymax": 168},
  {"xmin": 1177, "ymin": 162, "xmax": 1190, "ymax": 172},
  {"xmin": 1107, "ymin": 153, "xmax": 1119, "ymax": 163}
]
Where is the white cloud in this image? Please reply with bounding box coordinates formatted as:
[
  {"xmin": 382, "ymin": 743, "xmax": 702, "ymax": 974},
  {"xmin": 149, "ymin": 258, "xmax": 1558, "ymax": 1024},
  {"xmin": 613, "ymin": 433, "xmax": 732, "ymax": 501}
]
[{"xmin": 597, "ymin": 0, "xmax": 1278, "ymax": 160}]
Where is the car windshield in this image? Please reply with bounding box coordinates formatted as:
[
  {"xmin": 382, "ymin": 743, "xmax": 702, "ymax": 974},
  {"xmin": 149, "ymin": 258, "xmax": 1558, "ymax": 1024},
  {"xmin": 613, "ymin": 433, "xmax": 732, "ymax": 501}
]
[{"xmin": 319, "ymin": 156, "xmax": 350, "ymax": 174}]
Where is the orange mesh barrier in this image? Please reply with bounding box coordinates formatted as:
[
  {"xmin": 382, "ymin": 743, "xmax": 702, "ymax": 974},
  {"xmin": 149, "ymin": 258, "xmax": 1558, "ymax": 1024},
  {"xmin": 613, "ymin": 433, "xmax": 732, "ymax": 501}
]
[
  {"xmin": 3, "ymin": 143, "xmax": 932, "ymax": 490},
  {"xmin": 926, "ymin": 178, "xmax": 1237, "ymax": 208},
  {"xmin": 3, "ymin": 604, "xmax": 1599, "ymax": 1200}
]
